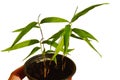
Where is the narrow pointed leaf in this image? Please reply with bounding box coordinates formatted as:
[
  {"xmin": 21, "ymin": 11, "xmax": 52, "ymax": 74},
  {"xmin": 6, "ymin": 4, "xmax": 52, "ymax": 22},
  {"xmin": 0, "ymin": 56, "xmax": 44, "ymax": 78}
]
[
  {"xmin": 11, "ymin": 22, "xmax": 37, "ymax": 47},
  {"xmin": 71, "ymin": 3, "xmax": 108, "ymax": 22},
  {"xmin": 48, "ymin": 28, "xmax": 64, "ymax": 48},
  {"xmin": 43, "ymin": 40, "xmax": 74, "ymax": 52},
  {"xmin": 2, "ymin": 39, "xmax": 39, "ymax": 51},
  {"xmin": 64, "ymin": 25, "xmax": 72, "ymax": 54},
  {"xmin": 49, "ymin": 28, "xmax": 64, "ymax": 39},
  {"xmin": 40, "ymin": 17, "xmax": 68, "ymax": 24},
  {"xmin": 67, "ymin": 48, "xmax": 74, "ymax": 52},
  {"xmin": 13, "ymin": 28, "xmax": 24, "ymax": 32},
  {"xmin": 84, "ymin": 38, "xmax": 102, "ymax": 57},
  {"xmin": 52, "ymin": 36, "xmax": 64, "ymax": 60},
  {"xmin": 23, "ymin": 46, "xmax": 40, "ymax": 60},
  {"xmin": 72, "ymin": 28, "xmax": 98, "ymax": 41},
  {"xmin": 42, "ymin": 40, "xmax": 58, "ymax": 48},
  {"xmin": 71, "ymin": 33, "xmax": 83, "ymax": 40},
  {"xmin": 13, "ymin": 26, "xmax": 39, "ymax": 32}
]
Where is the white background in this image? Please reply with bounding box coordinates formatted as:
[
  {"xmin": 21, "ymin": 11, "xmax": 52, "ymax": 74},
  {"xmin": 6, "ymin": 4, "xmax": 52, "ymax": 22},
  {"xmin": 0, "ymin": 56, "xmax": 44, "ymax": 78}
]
[{"xmin": 0, "ymin": 0, "xmax": 120, "ymax": 80}]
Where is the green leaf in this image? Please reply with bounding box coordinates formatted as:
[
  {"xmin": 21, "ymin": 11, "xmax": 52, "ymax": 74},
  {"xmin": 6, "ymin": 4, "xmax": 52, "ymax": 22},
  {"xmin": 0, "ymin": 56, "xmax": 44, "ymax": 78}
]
[
  {"xmin": 48, "ymin": 28, "xmax": 64, "ymax": 47},
  {"xmin": 42, "ymin": 40, "xmax": 58, "ymax": 48},
  {"xmin": 43, "ymin": 40, "xmax": 74, "ymax": 53},
  {"xmin": 64, "ymin": 25, "xmax": 72, "ymax": 54},
  {"xmin": 52, "ymin": 36, "xmax": 64, "ymax": 60},
  {"xmin": 23, "ymin": 46, "xmax": 40, "ymax": 60},
  {"xmin": 13, "ymin": 28, "xmax": 24, "ymax": 32},
  {"xmin": 49, "ymin": 29, "xmax": 64, "ymax": 39},
  {"xmin": 72, "ymin": 28, "xmax": 98, "ymax": 41},
  {"xmin": 71, "ymin": 33, "xmax": 83, "ymax": 40},
  {"xmin": 67, "ymin": 48, "xmax": 74, "ymax": 53},
  {"xmin": 12, "ymin": 26, "xmax": 39, "ymax": 32},
  {"xmin": 71, "ymin": 3, "xmax": 108, "ymax": 22},
  {"xmin": 40, "ymin": 17, "xmax": 68, "ymax": 24},
  {"xmin": 72, "ymin": 28, "xmax": 101, "ymax": 57},
  {"xmin": 11, "ymin": 22, "xmax": 37, "ymax": 47},
  {"xmin": 84, "ymin": 38, "xmax": 102, "ymax": 57},
  {"xmin": 2, "ymin": 39, "xmax": 39, "ymax": 51}
]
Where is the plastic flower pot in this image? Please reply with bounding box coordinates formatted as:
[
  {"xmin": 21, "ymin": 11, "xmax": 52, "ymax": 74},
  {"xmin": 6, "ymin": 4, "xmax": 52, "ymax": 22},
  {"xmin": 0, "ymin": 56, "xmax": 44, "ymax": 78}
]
[{"xmin": 24, "ymin": 53, "xmax": 76, "ymax": 80}]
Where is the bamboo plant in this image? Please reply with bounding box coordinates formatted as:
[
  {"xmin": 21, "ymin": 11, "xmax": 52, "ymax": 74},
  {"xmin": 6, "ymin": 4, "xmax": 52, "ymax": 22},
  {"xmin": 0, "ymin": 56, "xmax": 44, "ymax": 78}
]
[{"xmin": 2, "ymin": 3, "xmax": 108, "ymax": 61}]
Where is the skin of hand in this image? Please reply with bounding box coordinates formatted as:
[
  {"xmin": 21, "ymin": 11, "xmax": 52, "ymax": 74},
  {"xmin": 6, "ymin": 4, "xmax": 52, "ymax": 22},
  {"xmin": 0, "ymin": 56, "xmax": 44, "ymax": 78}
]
[{"xmin": 8, "ymin": 66, "xmax": 25, "ymax": 80}]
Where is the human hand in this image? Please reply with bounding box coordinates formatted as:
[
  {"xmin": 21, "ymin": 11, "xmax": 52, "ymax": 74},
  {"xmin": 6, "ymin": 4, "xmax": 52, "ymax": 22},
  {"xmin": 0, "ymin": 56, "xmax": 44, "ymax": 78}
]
[{"xmin": 8, "ymin": 66, "xmax": 25, "ymax": 80}]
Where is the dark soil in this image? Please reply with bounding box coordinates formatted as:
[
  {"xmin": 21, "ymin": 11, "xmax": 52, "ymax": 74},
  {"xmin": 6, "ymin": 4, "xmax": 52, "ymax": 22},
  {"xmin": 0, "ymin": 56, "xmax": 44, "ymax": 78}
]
[{"xmin": 25, "ymin": 54, "xmax": 76, "ymax": 80}]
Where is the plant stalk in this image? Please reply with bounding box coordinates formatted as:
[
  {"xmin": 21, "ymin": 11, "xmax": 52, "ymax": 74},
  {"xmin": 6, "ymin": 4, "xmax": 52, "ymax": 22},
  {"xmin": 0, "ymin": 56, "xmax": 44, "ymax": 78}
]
[{"xmin": 38, "ymin": 15, "xmax": 48, "ymax": 78}]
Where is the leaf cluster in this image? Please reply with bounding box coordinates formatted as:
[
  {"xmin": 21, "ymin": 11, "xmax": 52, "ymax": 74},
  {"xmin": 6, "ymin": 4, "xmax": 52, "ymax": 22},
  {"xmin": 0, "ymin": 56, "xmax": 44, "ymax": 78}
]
[{"xmin": 2, "ymin": 3, "xmax": 108, "ymax": 59}]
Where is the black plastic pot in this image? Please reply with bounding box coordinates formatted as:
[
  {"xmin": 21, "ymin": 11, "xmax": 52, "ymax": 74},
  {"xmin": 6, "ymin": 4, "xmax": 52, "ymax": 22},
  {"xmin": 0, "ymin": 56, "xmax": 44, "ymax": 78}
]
[{"xmin": 24, "ymin": 54, "xmax": 76, "ymax": 80}]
